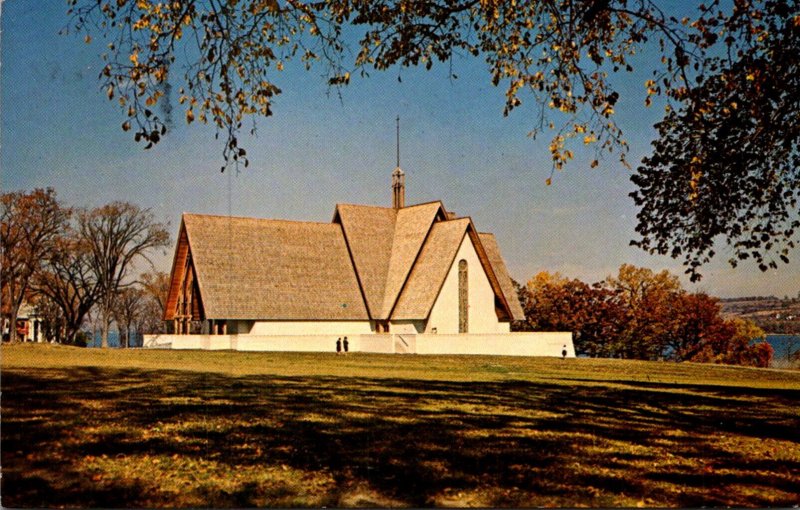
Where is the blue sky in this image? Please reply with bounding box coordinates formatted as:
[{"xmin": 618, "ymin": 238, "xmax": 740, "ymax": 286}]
[{"xmin": 2, "ymin": 0, "xmax": 798, "ymax": 298}]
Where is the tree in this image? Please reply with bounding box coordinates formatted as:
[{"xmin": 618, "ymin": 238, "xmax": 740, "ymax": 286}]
[
  {"xmin": 67, "ymin": 0, "xmax": 799, "ymax": 277},
  {"xmin": 520, "ymin": 271, "xmax": 625, "ymax": 357},
  {"xmin": 32, "ymin": 228, "xmax": 99, "ymax": 345},
  {"xmin": 79, "ymin": 202, "xmax": 170, "ymax": 348},
  {"xmin": 140, "ymin": 270, "xmax": 171, "ymax": 318},
  {"xmin": 604, "ymin": 264, "xmax": 683, "ymax": 360},
  {"xmin": 630, "ymin": 1, "xmax": 800, "ymax": 281},
  {"xmin": 1, "ymin": 189, "xmax": 69, "ymax": 343},
  {"xmin": 31, "ymin": 295, "xmax": 66, "ymax": 344},
  {"xmin": 518, "ymin": 264, "xmax": 777, "ymax": 366},
  {"xmin": 113, "ymin": 286, "xmax": 145, "ymax": 348},
  {"xmin": 691, "ymin": 317, "xmax": 773, "ymax": 368},
  {"xmin": 135, "ymin": 296, "xmax": 168, "ymax": 342},
  {"xmin": 138, "ymin": 270, "xmax": 171, "ymax": 336},
  {"xmin": 661, "ymin": 292, "xmax": 733, "ymax": 362}
]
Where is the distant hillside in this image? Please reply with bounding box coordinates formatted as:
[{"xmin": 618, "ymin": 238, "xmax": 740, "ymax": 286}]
[{"xmin": 720, "ymin": 296, "xmax": 800, "ymax": 334}]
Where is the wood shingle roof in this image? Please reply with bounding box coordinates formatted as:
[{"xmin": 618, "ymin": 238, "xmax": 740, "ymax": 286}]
[
  {"xmin": 167, "ymin": 201, "xmax": 522, "ymax": 323},
  {"xmin": 180, "ymin": 214, "xmax": 369, "ymax": 320}
]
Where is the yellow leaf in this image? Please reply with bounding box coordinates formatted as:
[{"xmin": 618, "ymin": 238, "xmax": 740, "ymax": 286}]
[
  {"xmin": 84, "ymin": 34, "xmax": 92, "ymax": 44},
  {"xmin": 186, "ymin": 109, "xmax": 194, "ymax": 124},
  {"xmin": 545, "ymin": 178, "xmax": 552, "ymax": 186}
]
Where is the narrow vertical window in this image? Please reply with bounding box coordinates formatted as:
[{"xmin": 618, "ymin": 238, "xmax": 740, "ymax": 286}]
[{"xmin": 458, "ymin": 259, "xmax": 468, "ymax": 333}]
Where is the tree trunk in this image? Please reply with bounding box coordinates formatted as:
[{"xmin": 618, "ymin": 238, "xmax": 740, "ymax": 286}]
[
  {"xmin": 100, "ymin": 305, "xmax": 111, "ymax": 348},
  {"xmin": 8, "ymin": 308, "xmax": 19, "ymax": 343}
]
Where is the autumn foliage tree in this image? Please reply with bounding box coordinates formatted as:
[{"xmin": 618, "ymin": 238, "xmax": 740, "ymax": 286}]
[
  {"xmin": 67, "ymin": 0, "xmax": 799, "ymax": 278},
  {"xmin": 604, "ymin": 264, "xmax": 683, "ymax": 359},
  {"xmin": 519, "ymin": 272, "xmax": 625, "ymax": 357},
  {"xmin": 1, "ymin": 189, "xmax": 69, "ymax": 343},
  {"xmin": 138, "ymin": 270, "xmax": 171, "ymax": 335},
  {"xmin": 520, "ymin": 264, "xmax": 773, "ymax": 367}
]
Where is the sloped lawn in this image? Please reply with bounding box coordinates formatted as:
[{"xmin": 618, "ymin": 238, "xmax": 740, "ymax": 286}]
[{"xmin": 2, "ymin": 344, "xmax": 799, "ymax": 507}]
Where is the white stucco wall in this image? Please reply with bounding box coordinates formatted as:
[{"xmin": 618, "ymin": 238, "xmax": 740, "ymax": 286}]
[
  {"xmin": 425, "ymin": 234, "xmax": 510, "ymax": 334},
  {"xmin": 142, "ymin": 332, "xmax": 573, "ymax": 357},
  {"xmin": 414, "ymin": 332, "xmax": 574, "ymax": 357},
  {"xmin": 390, "ymin": 320, "xmax": 425, "ymax": 334},
  {"xmin": 246, "ymin": 320, "xmax": 373, "ymax": 335}
]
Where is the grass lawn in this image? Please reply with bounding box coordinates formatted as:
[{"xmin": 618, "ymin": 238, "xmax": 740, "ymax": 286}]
[{"xmin": 2, "ymin": 344, "xmax": 799, "ymax": 507}]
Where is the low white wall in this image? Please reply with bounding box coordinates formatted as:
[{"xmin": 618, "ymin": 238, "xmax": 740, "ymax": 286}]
[
  {"xmin": 414, "ymin": 332, "xmax": 574, "ymax": 357},
  {"xmin": 237, "ymin": 335, "xmax": 344, "ymax": 352},
  {"xmin": 142, "ymin": 331, "xmax": 573, "ymax": 357},
  {"xmin": 350, "ymin": 335, "xmax": 395, "ymax": 354},
  {"xmin": 143, "ymin": 335, "xmax": 237, "ymax": 350}
]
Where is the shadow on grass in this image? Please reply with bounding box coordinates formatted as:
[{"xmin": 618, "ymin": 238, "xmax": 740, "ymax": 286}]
[{"xmin": 2, "ymin": 366, "xmax": 799, "ymax": 507}]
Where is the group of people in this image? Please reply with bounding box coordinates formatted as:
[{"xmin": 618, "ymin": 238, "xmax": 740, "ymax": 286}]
[{"xmin": 336, "ymin": 336, "xmax": 349, "ymax": 354}]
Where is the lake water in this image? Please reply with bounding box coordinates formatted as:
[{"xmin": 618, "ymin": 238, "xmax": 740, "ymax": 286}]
[
  {"xmin": 766, "ymin": 334, "xmax": 800, "ymax": 364},
  {"xmin": 89, "ymin": 331, "xmax": 139, "ymax": 348}
]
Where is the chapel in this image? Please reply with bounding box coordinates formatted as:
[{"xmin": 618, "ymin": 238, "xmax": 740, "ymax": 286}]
[{"xmin": 163, "ymin": 167, "xmax": 525, "ymax": 338}]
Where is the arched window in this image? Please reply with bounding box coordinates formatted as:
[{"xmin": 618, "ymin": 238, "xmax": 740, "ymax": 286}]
[{"xmin": 458, "ymin": 259, "xmax": 468, "ymax": 333}]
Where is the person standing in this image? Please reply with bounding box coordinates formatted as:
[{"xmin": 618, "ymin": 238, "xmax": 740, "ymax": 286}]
[
  {"xmin": 562, "ymin": 345, "xmax": 567, "ymax": 359},
  {"xmin": 343, "ymin": 336, "xmax": 349, "ymax": 353},
  {"xmin": 336, "ymin": 337, "xmax": 342, "ymax": 354}
]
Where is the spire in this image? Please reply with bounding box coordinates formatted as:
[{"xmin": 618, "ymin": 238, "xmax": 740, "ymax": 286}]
[
  {"xmin": 392, "ymin": 116, "xmax": 405, "ymax": 209},
  {"xmin": 392, "ymin": 166, "xmax": 405, "ymax": 209}
]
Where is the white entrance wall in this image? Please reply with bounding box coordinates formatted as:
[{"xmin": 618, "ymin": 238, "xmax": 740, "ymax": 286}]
[
  {"xmin": 389, "ymin": 320, "xmax": 425, "ymax": 334},
  {"xmin": 232, "ymin": 320, "xmax": 373, "ymax": 335},
  {"xmin": 425, "ymin": 234, "xmax": 511, "ymax": 334}
]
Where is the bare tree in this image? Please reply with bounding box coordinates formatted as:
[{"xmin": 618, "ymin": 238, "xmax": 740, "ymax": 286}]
[
  {"xmin": 31, "ymin": 295, "xmax": 66, "ymax": 344},
  {"xmin": 1, "ymin": 189, "xmax": 69, "ymax": 343},
  {"xmin": 79, "ymin": 202, "xmax": 170, "ymax": 348},
  {"xmin": 33, "ymin": 229, "xmax": 99, "ymax": 345},
  {"xmin": 135, "ymin": 297, "xmax": 167, "ymax": 340}
]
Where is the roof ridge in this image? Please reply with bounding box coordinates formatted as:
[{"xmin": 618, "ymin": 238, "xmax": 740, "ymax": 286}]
[
  {"xmin": 335, "ymin": 203, "xmax": 395, "ymax": 211},
  {"xmin": 390, "ymin": 218, "xmax": 471, "ymax": 320},
  {"xmin": 183, "ymin": 212, "xmax": 333, "ymax": 226},
  {"xmin": 376, "ymin": 202, "xmax": 444, "ymax": 318}
]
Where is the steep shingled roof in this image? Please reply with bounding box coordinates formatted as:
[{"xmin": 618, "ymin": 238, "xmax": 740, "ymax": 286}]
[
  {"xmin": 391, "ymin": 218, "xmax": 470, "ymax": 319},
  {"xmin": 334, "ymin": 204, "xmax": 397, "ymax": 318},
  {"xmin": 182, "ymin": 214, "xmax": 369, "ymax": 320},
  {"xmin": 381, "ymin": 202, "xmax": 445, "ymax": 318},
  {"xmin": 479, "ymin": 232, "xmax": 525, "ymax": 321},
  {"xmin": 167, "ymin": 202, "xmax": 523, "ymax": 323}
]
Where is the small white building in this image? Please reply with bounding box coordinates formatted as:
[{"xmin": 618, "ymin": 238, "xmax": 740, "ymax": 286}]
[
  {"xmin": 146, "ymin": 169, "xmax": 573, "ymax": 356},
  {"xmin": 4, "ymin": 303, "xmax": 47, "ymax": 343}
]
